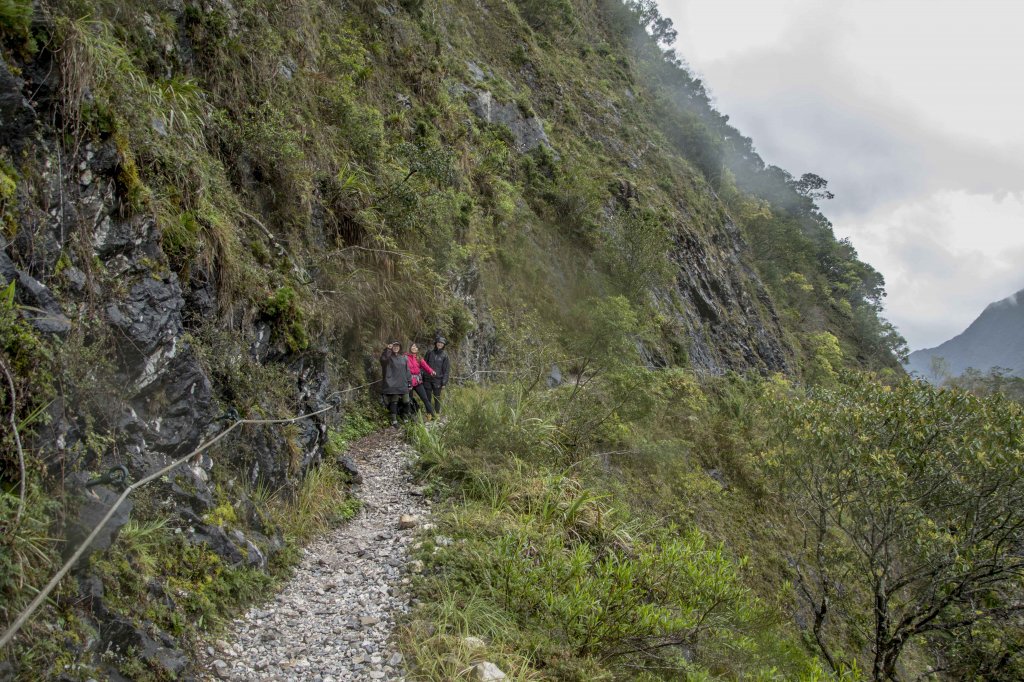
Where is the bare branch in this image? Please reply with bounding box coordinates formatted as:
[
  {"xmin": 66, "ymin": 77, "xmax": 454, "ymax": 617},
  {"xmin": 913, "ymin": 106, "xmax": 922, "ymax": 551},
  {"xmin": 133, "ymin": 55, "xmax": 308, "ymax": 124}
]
[{"xmin": 0, "ymin": 355, "xmax": 26, "ymax": 528}]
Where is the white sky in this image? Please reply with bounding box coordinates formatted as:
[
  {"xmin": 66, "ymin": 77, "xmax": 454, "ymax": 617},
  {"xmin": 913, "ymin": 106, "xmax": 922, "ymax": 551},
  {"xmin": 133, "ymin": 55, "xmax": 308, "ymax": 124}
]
[{"xmin": 657, "ymin": 0, "xmax": 1024, "ymax": 349}]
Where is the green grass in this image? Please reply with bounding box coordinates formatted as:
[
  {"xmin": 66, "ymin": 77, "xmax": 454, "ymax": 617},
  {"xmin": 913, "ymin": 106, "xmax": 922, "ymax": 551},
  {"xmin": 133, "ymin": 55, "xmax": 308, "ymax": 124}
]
[{"xmin": 400, "ymin": 382, "xmax": 833, "ymax": 680}]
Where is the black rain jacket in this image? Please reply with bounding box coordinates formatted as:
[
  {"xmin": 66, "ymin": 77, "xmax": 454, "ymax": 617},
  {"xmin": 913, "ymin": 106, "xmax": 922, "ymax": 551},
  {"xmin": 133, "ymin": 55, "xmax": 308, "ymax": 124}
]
[
  {"xmin": 424, "ymin": 348, "xmax": 450, "ymax": 385},
  {"xmin": 380, "ymin": 349, "xmax": 412, "ymax": 395}
]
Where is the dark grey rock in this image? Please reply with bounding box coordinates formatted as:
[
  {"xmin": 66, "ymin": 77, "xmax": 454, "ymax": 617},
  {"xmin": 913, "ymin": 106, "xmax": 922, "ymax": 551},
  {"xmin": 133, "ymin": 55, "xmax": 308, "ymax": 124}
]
[
  {"xmin": 62, "ymin": 266, "xmax": 88, "ymax": 293},
  {"xmin": 89, "ymin": 141, "xmax": 122, "ymax": 175},
  {"xmin": 170, "ymin": 466, "xmax": 215, "ymax": 514},
  {"xmin": 249, "ymin": 320, "xmax": 274, "ymax": 362},
  {"xmin": 79, "ymin": 573, "xmax": 107, "ymax": 617},
  {"xmin": 189, "ymin": 523, "xmax": 246, "ymax": 566},
  {"xmin": 183, "ymin": 264, "xmax": 217, "ymax": 323},
  {"xmin": 93, "ymin": 215, "xmax": 155, "ymax": 261},
  {"xmin": 669, "ymin": 227, "xmax": 791, "ymax": 374},
  {"xmin": 151, "ymin": 116, "xmax": 168, "ymax": 136},
  {"xmin": 465, "ymin": 60, "xmax": 486, "ymax": 82},
  {"xmin": 0, "ymin": 248, "xmax": 71, "ymax": 334},
  {"xmin": 107, "ymin": 274, "xmax": 185, "ymax": 359},
  {"xmin": 63, "ymin": 481, "xmax": 133, "ymax": 565},
  {"xmin": 0, "ymin": 55, "xmax": 36, "ymax": 153},
  {"xmin": 338, "ymin": 456, "xmax": 363, "ymax": 485},
  {"xmin": 546, "ymin": 364, "xmax": 562, "ymax": 388},
  {"xmin": 100, "ymin": 615, "xmax": 188, "ymax": 676},
  {"xmin": 468, "ymin": 90, "xmax": 552, "ymax": 154},
  {"xmin": 134, "ymin": 345, "xmax": 213, "ymax": 455},
  {"xmin": 706, "ymin": 469, "xmax": 728, "ymax": 489}
]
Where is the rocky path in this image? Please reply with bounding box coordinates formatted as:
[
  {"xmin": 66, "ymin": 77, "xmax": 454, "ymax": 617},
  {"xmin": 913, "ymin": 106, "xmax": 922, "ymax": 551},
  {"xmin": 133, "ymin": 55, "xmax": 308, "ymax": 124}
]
[{"xmin": 202, "ymin": 430, "xmax": 428, "ymax": 681}]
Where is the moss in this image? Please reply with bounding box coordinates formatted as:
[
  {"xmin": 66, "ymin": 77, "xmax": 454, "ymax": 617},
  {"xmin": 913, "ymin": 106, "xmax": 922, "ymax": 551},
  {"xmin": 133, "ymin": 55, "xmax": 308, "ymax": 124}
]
[
  {"xmin": 0, "ymin": 158, "xmax": 18, "ymax": 237},
  {"xmin": 260, "ymin": 286, "xmax": 309, "ymax": 353},
  {"xmin": 204, "ymin": 499, "xmax": 238, "ymax": 527}
]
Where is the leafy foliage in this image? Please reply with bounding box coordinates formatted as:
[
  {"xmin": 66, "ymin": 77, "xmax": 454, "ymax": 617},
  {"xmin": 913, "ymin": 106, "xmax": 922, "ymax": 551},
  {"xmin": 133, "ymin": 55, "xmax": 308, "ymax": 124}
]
[{"xmin": 770, "ymin": 375, "xmax": 1024, "ymax": 680}]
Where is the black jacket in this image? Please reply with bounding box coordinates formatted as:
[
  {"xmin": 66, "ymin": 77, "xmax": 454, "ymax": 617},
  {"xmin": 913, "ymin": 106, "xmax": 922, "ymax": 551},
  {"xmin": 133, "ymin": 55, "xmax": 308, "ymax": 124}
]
[
  {"xmin": 380, "ymin": 349, "xmax": 412, "ymax": 395},
  {"xmin": 424, "ymin": 348, "xmax": 450, "ymax": 385}
]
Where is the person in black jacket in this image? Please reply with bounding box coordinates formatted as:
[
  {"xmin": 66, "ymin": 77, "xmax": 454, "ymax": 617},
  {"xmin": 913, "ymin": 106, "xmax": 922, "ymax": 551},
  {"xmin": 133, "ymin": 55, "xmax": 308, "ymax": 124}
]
[
  {"xmin": 423, "ymin": 336, "xmax": 450, "ymax": 414},
  {"xmin": 380, "ymin": 341, "xmax": 412, "ymax": 427}
]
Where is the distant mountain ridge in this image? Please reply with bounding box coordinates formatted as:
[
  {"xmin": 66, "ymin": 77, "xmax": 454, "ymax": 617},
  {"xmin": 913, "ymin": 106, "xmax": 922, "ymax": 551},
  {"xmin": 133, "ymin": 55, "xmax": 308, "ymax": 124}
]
[{"xmin": 905, "ymin": 288, "xmax": 1024, "ymax": 380}]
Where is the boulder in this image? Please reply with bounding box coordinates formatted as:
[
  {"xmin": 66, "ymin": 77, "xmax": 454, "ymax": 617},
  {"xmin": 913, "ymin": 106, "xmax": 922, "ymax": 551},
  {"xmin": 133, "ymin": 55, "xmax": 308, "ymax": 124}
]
[
  {"xmin": 106, "ymin": 274, "xmax": 185, "ymax": 362},
  {"xmin": 187, "ymin": 523, "xmax": 245, "ymax": 566},
  {"xmin": 472, "ymin": 662, "xmax": 507, "ymax": 681},
  {"xmin": 99, "ymin": 615, "xmax": 188, "ymax": 677},
  {"xmin": 462, "ymin": 636, "xmax": 486, "ymax": 651},
  {"xmin": 338, "ymin": 455, "xmax": 363, "ymax": 484}
]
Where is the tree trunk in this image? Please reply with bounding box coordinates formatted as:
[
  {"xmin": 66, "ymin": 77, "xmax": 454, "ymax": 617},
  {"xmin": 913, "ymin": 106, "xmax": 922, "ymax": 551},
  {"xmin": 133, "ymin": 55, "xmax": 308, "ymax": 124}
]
[{"xmin": 872, "ymin": 575, "xmax": 889, "ymax": 681}]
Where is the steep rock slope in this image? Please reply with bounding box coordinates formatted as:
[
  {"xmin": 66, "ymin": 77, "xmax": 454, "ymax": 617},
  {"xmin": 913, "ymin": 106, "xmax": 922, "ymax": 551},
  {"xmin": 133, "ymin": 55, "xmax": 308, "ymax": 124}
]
[
  {"xmin": 0, "ymin": 0, "xmax": 902, "ymax": 677},
  {"xmin": 906, "ymin": 288, "xmax": 1024, "ymax": 380}
]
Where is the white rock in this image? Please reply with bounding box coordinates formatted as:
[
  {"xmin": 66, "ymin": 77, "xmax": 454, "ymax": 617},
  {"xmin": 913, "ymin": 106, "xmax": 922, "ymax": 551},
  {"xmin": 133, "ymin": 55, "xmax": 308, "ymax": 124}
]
[
  {"xmin": 463, "ymin": 636, "xmax": 487, "ymax": 651},
  {"xmin": 473, "ymin": 661, "xmax": 507, "ymax": 681}
]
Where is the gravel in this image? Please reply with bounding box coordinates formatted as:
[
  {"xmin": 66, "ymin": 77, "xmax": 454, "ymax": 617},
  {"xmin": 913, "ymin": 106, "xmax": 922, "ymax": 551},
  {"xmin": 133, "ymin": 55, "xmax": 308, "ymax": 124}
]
[{"xmin": 197, "ymin": 430, "xmax": 428, "ymax": 680}]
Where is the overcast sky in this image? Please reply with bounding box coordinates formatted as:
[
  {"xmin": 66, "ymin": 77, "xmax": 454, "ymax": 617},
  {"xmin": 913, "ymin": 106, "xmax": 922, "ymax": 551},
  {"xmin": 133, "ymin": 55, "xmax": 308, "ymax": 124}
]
[{"xmin": 656, "ymin": 0, "xmax": 1024, "ymax": 350}]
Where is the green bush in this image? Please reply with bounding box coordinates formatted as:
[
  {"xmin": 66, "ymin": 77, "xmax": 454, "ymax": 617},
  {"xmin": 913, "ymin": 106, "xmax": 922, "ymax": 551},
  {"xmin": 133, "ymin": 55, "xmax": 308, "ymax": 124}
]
[
  {"xmin": 261, "ymin": 286, "xmax": 310, "ymax": 353},
  {"xmin": 0, "ymin": 0, "xmax": 33, "ymax": 48}
]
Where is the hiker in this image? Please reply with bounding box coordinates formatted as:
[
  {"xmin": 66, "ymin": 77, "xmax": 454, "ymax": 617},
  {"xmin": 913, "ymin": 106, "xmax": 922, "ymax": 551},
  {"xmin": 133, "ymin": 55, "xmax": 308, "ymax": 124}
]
[
  {"xmin": 423, "ymin": 336, "xmax": 450, "ymax": 414},
  {"xmin": 379, "ymin": 341, "xmax": 412, "ymax": 427},
  {"xmin": 406, "ymin": 343, "xmax": 438, "ymax": 421}
]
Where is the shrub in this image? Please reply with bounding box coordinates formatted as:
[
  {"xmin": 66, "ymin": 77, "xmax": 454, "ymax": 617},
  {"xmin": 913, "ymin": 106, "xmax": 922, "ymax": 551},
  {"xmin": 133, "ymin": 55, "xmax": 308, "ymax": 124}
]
[{"xmin": 261, "ymin": 286, "xmax": 310, "ymax": 353}]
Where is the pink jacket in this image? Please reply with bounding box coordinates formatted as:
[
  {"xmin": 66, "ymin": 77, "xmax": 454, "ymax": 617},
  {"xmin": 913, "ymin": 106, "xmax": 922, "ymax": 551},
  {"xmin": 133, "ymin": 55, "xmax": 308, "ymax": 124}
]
[{"xmin": 406, "ymin": 355, "xmax": 436, "ymax": 387}]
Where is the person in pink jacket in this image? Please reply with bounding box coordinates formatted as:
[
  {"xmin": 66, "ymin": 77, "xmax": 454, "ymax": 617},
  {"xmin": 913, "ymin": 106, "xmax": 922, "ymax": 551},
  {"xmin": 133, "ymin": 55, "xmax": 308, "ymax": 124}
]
[{"xmin": 406, "ymin": 343, "xmax": 438, "ymax": 421}]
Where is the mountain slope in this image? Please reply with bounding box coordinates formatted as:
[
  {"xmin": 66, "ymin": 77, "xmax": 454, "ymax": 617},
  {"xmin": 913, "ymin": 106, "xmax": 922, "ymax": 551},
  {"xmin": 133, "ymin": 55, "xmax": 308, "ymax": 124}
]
[
  {"xmin": 906, "ymin": 288, "xmax": 1024, "ymax": 380},
  {"xmin": 0, "ymin": 0, "xmax": 909, "ymax": 678}
]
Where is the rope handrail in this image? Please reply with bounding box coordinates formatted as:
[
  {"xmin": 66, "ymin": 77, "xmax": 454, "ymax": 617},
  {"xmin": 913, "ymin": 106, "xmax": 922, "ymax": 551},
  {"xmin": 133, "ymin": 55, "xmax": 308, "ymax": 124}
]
[{"xmin": 0, "ymin": 381, "xmax": 375, "ymax": 650}]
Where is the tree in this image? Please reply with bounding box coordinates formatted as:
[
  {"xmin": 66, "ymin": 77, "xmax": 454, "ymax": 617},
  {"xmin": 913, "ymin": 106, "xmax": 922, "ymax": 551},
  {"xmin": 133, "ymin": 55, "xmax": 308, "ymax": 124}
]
[
  {"xmin": 803, "ymin": 331, "xmax": 843, "ymax": 386},
  {"xmin": 928, "ymin": 355, "xmax": 950, "ymax": 384},
  {"xmin": 772, "ymin": 376, "xmax": 1024, "ymax": 680},
  {"xmin": 792, "ymin": 172, "xmax": 835, "ymax": 201},
  {"xmin": 514, "ymin": 0, "xmax": 575, "ymax": 33},
  {"xmin": 625, "ymin": 0, "xmax": 678, "ymax": 46}
]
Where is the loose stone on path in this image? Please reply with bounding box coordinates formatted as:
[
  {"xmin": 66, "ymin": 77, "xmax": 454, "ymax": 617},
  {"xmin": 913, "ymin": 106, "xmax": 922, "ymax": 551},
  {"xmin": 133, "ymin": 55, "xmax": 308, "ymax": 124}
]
[{"xmin": 198, "ymin": 430, "xmax": 429, "ymax": 680}]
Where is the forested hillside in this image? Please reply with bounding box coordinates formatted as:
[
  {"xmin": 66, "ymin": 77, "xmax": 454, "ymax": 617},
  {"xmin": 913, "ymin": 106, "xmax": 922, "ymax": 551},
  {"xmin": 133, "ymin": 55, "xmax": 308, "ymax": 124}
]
[
  {"xmin": 906, "ymin": 288, "xmax": 1024, "ymax": 381},
  {"xmin": 2, "ymin": 1, "xmax": 1019, "ymax": 680}
]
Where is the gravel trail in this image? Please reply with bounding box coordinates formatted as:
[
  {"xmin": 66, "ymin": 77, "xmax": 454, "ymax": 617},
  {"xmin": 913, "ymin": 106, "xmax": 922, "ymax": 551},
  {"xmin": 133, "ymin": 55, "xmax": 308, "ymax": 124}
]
[{"xmin": 202, "ymin": 429, "xmax": 428, "ymax": 681}]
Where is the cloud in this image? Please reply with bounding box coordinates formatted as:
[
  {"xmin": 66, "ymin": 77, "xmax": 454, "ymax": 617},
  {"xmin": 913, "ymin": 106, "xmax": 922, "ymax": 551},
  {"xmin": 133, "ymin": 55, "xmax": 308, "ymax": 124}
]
[
  {"xmin": 693, "ymin": 35, "xmax": 1024, "ymax": 216},
  {"xmin": 659, "ymin": 0, "xmax": 1024, "ymax": 349},
  {"xmin": 844, "ymin": 191, "xmax": 1024, "ymax": 348}
]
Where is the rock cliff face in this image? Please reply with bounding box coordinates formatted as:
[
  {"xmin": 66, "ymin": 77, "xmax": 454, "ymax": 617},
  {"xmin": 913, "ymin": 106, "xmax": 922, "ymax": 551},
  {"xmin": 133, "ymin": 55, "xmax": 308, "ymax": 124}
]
[
  {"xmin": 0, "ymin": 0, "xmax": 810, "ymax": 676},
  {"xmin": 1, "ymin": 44, "xmax": 336, "ymax": 677}
]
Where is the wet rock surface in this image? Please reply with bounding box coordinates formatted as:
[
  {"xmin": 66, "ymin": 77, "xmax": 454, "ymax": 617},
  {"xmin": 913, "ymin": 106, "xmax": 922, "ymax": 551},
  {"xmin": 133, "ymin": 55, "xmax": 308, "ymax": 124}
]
[{"xmin": 199, "ymin": 430, "xmax": 428, "ymax": 680}]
